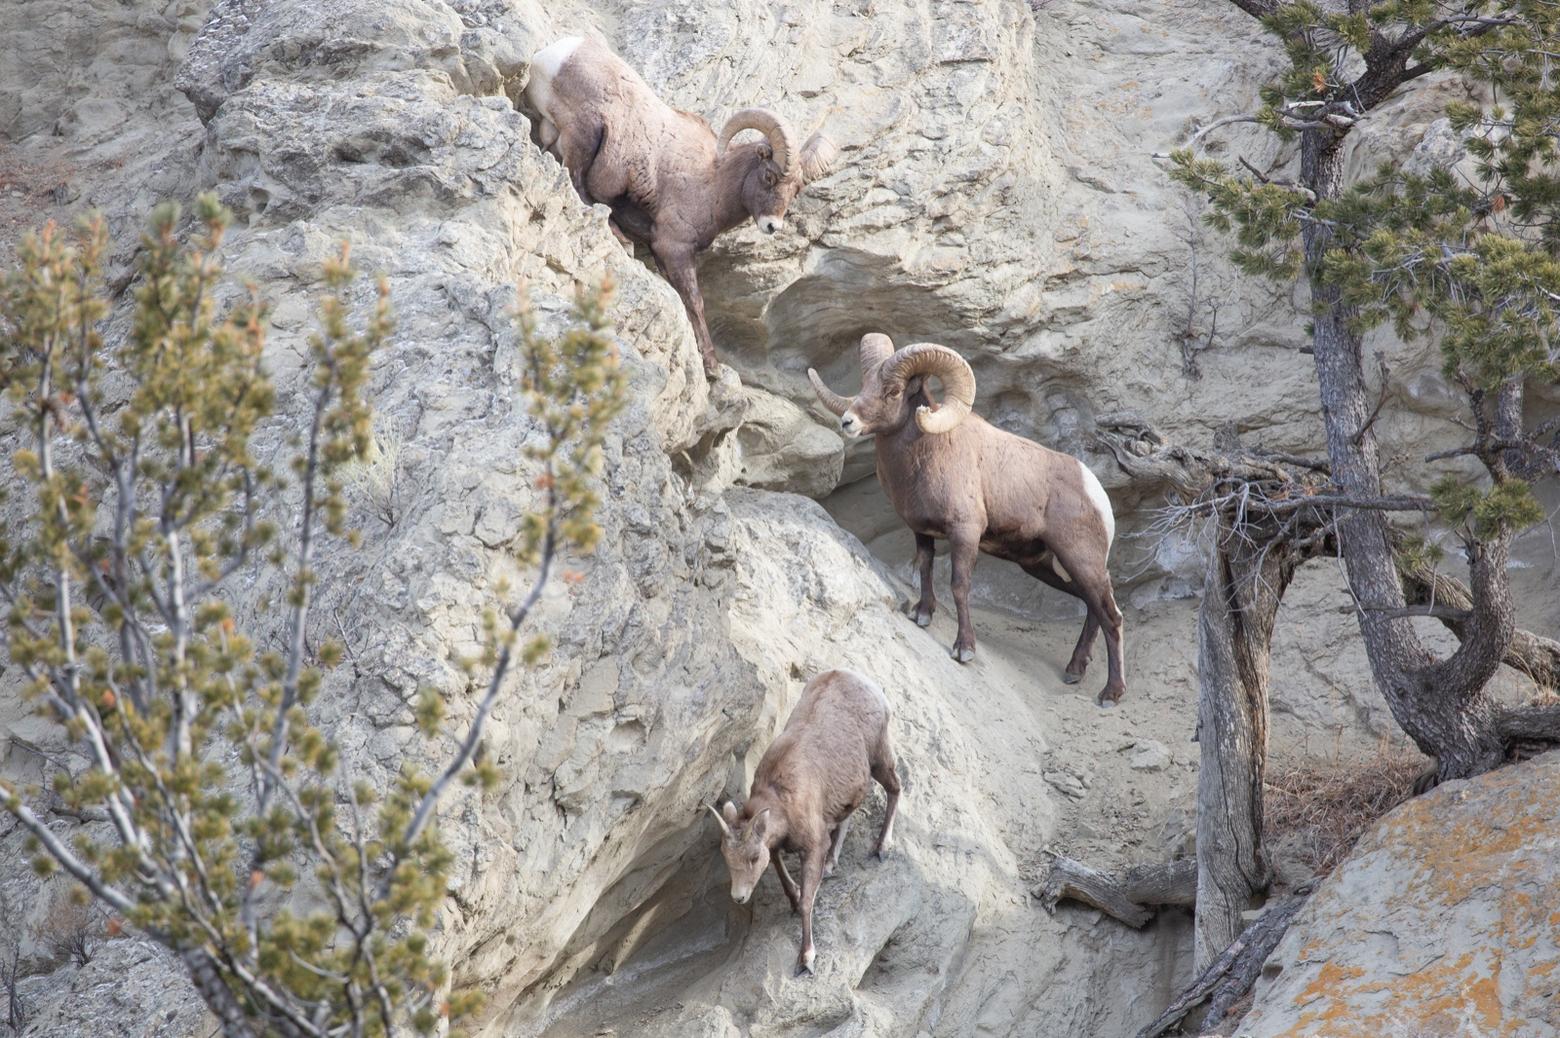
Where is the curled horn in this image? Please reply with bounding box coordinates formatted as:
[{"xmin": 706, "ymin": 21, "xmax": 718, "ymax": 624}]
[
  {"xmin": 880, "ymin": 343, "xmax": 977, "ymax": 435},
  {"xmin": 706, "ymin": 803, "xmax": 731, "ymax": 837},
  {"xmin": 799, "ymin": 132, "xmax": 837, "ymax": 184},
  {"xmin": 718, "ymin": 108, "xmax": 796, "ymax": 178},
  {"xmin": 808, "ymin": 368, "xmax": 850, "ymax": 417}
]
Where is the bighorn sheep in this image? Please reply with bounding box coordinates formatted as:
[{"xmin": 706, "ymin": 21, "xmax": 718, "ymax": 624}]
[
  {"xmin": 708, "ymin": 669, "xmax": 901, "ymax": 975},
  {"xmin": 525, "ymin": 36, "xmax": 836, "ymax": 377},
  {"xmin": 809, "ymin": 335, "xmax": 1127, "ymax": 704}
]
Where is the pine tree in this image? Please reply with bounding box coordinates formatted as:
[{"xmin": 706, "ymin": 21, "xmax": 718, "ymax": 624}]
[
  {"xmin": 0, "ymin": 198, "xmax": 627, "ymax": 1036},
  {"xmin": 1175, "ymin": 1, "xmax": 1560, "ymax": 782}
]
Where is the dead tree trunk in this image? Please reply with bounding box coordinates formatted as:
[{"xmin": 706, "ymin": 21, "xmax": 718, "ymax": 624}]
[
  {"xmin": 1136, "ymin": 892, "xmax": 1308, "ymax": 1038},
  {"xmin": 1192, "ymin": 521, "xmax": 1301, "ymax": 967},
  {"xmin": 1035, "ymin": 856, "xmax": 1197, "ymax": 928},
  {"xmin": 1093, "ymin": 418, "xmax": 1333, "ymax": 970}
]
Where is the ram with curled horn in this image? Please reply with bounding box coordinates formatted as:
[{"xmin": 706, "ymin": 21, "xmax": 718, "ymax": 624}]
[
  {"xmin": 526, "ymin": 35, "xmax": 837, "ymax": 376},
  {"xmin": 809, "ymin": 334, "xmax": 1128, "ymax": 704}
]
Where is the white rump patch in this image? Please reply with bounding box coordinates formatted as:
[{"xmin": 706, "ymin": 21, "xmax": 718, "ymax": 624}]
[
  {"xmin": 1077, "ymin": 458, "xmax": 1115, "ymax": 551},
  {"xmin": 527, "ymin": 36, "xmax": 584, "ymax": 118}
]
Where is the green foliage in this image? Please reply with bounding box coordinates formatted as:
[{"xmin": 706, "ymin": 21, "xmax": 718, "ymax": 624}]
[
  {"xmin": 0, "ymin": 200, "xmax": 626, "ymax": 1036},
  {"xmin": 1167, "ymin": 150, "xmax": 1306, "ymax": 280},
  {"xmin": 1171, "ymin": 1, "xmax": 1560, "ymax": 542},
  {"xmin": 515, "ymin": 276, "xmax": 626, "ymax": 563},
  {"xmin": 1432, "ymin": 473, "xmax": 1545, "ymax": 538}
]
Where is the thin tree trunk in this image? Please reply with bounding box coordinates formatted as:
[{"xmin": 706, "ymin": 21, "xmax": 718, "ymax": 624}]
[
  {"xmin": 1299, "ymin": 127, "xmax": 1507, "ymax": 781},
  {"xmin": 1193, "ymin": 523, "xmax": 1296, "ymax": 968}
]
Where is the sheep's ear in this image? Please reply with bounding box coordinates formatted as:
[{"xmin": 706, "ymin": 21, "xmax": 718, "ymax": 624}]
[
  {"xmin": 756, "ymin": 143, "xmax": 773, "ymax": 162},
  {"xmin": 751, "ymin": 808, "xmax": 772, "ymax": 839},
  {"xmin": 721, "ymin": 801, "xmax": 740, "ymax": 827}
]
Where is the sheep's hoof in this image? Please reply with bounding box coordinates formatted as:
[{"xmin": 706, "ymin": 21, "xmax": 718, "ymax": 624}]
[
  {"xmin": 797, "ymin": 949, "xmax": 816, "ymax": 976},
  {"xmin": 822, "ymin": 861, "xmax": 835, "ymax": 879},
  {"xmin": 874, "ymin": 844, "xmax": 890, "ymax": 861},
  {"xmin": 952, "ymin": 645, "xmax": 976, "ymax": 664},
  {"xmin": 1096, "ymin": 686, "xmax": 1124, "ymax": 707},
  {"xmin": 914, "ymin": 609, "xmax": 933, "ymax": 628},
  {"xmin": 1062, "ymin": 670, "xmax": 1083, "ymax": 685}
]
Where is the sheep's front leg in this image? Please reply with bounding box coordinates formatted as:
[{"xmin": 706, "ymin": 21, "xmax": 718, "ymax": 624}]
[
  {"xmin": 910, "ymin": 533, "xmax": 936, "ymax": 627},
  {"xmin": 555, "ymin": 120, "xmax": 605, "ymax": 207},
  {"xmin": 796, "ymin": 848, "xmax": 827, "ymax": 975},
  {"xmin": 948, "ymin": 529, "xmax": 981, "ymax": 663},
  {"xmin": 773, "ymin": 853, "xmax": 801, "ymax": 914},
  {"xmin": 653, "ymin": 242, "xmax": 719, "ymax": 377},
  {"xmin": 823, "ymin": 817, "xmax": 850, "ymax": 877}
]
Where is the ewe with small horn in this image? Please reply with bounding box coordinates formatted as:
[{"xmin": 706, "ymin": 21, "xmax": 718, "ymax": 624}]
[{"xmin": 709, "ymin": 669, "xmax": 901, "ymax": 975}]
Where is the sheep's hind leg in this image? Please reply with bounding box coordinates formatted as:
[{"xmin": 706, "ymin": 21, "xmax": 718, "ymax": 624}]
[
  {"xmin": 773, "ymin": 854, "xmax": 801, "ymax": 913},
  {"xmin": 1094, "ymin": 589, "xmax": 1126, "ymax": 705},
  {"xmin": 823, "ymin": 818, "xmax": 851, "ymax": 877},
  {"xmin": 1050, "ymin": 546, "xmax": 1127, "ymax": 705},
  {"xmin": 871, "ymin": 747, "xmax": 902, "ymax": 860},
  {"xmin": 1063, "ymin": 614, "xmax": 1100, "ymax": 684},
  {"xmin": 909, "ymin": 532, "xmax": 937, "ymax": 627},
  {"xmin": 554, "ymin": 120, "xmax": 606, "ymax": 207},
  {"xmin": 1020, "ymin": 558, "xmax": 1097, "ymax": 684},
  {"xmin": 948, "ymin": 529, "xmax": 981, "ymax": 663}
]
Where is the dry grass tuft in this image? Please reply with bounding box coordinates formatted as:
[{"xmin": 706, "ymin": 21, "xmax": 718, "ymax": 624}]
[{"xmin": 1264, "ymin": 746, "xmax": 1423, "ymax": 877}]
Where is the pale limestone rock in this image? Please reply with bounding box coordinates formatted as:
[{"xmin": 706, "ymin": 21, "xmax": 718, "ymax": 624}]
[
  {"xmin": 1128, "ymin": 739, "xmax": 1171, "ymax": 773},
  {"xmin": 1, "ymin": 0, "xmax": 1556, "ymax": 1036}
]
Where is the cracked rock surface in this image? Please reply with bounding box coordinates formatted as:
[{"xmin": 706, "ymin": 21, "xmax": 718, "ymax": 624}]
[{"xmin": 2, "ymin": 1, "xmax": 1558, "ymax": 1037}]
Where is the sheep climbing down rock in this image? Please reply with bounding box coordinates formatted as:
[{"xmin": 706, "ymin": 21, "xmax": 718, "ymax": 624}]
[
  {"xmin": 709, "ymin": 668, "xmax": 902, "ymax": 975},
  {"xmin": 809, "ymin": 334, "xmax": 1128, "ymax": 704},
  {"xmin": 525, "ymin": 35, "xmax": 837, "ymax": 377}
]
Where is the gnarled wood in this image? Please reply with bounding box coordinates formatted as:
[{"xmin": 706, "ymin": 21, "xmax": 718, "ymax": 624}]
[
  {"xmin": 1498, "ymin": 703, "xmax": 1560, "ymax": 744},
  {"xmin": 1097, "ymin": 414, "xmax": 1330, "ymax": 968},
  {"xmin": 1035, "ymin": 856, "xmax": 1197, "ymax": 928},
  {"xmin": 1210, "ymin": 0, "xmax": 1527, "ymax": 785},
  {"xmin": 1400, "ymin": 557, "xmax": 1560, "ymax": 692},
  {"xmin": 1135, "ymin": 892, "xmax": 1308, "ymax": 1038},
  {"xmin": 1193, "ymin": 534, "xmax": 1283, "ymax": 967}
]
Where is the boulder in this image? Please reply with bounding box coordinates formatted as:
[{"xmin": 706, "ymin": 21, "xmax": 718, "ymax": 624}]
[{"xmin": 1240, "ymin": 752, "xmax": 1560, "ymax": 1038}]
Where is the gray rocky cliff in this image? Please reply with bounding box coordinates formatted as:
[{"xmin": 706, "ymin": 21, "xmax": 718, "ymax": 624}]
[{"xmin": 2, "ymin": 2, "xmax": 1557, "ymax": 1037}]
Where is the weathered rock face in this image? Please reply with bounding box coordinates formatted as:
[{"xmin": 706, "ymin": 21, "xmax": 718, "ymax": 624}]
[
  {"xmin": 4, "ymin": 1, "xmax": 1556, "ymax": 1037},
  {"xmin": 1240, "ymin": 751, "xmax": 1560, "ymax": 1038},
  {"xmin": 0, "ymin": 0, "xmax": 1211, "ymax": 1034}
]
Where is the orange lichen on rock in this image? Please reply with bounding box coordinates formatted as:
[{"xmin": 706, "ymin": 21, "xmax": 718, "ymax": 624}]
[{"xmin": 1238, "ymin": 752, "xmax": 1560, "ymax": 1038}]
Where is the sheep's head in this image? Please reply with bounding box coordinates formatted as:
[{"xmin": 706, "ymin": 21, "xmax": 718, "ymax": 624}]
[
  {"xmin": 709, "ymin": 801, "xmax": 771, "ymax": 904},
  {"xmin": 719, "ymin": 110, "xmax": 836, "ymax": 235},
  {"xmin": 808, "ymin": 334, "xmax": 977, "ymax": 438}
]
